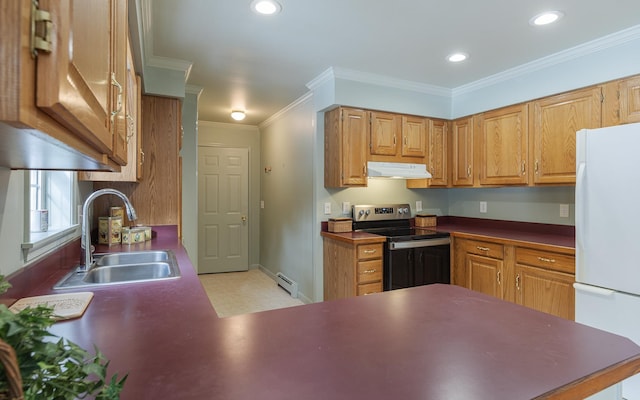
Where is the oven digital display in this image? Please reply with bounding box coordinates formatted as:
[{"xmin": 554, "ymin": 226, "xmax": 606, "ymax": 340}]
[{"xmin": 375, "ymin": 207, "xmax": 395, "ymax": 214}]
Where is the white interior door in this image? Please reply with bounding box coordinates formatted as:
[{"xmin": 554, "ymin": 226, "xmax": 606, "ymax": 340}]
[{"xmin": 198, "ymin": 146, "xmax": 249, "ymax": 274}]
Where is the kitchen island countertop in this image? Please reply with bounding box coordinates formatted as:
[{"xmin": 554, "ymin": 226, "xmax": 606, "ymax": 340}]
[{"xmin": 6, "ymin": 226, "xmax": 639, "ymax": 399}]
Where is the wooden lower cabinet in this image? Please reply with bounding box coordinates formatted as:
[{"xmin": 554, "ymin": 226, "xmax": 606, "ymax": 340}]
[
  {"xmin": 453, "ymin": 236, "xmax": 575, "ymax": 319},
  {"xmin": 323, "ymin": 235, "xmax": 385, "ymax": 300},
  {"xmin": 515, "ymin": 247, "xmax": 575, "ymax": 320}
]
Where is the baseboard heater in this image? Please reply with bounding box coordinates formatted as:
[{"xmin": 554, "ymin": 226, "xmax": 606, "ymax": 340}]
[{"xmin": 276, "ymin": 272, "xmax": 299, "ymax": 298}]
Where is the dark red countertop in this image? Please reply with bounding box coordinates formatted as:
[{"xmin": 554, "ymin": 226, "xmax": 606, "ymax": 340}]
[
  {"xmin": 435, "ymin": 216, "xmax": 575, "ymax": 250},
  {"xmin": 5, "ymin": 226, "xmax": 638, "ymax": 399},
  {"xmin": 322, "ymin": 216, "xmax": 575, "ymax": 250}
]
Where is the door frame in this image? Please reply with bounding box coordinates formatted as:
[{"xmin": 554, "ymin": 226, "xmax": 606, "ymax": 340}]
[{"xmin": 197, "ymin": 144, "xmax": 252, "ymax": 274}]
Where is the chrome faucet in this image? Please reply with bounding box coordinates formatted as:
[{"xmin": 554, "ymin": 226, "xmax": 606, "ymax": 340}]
[{"xmin": 80, "ymin": 188, "xmax": 137, "ymax": 271}]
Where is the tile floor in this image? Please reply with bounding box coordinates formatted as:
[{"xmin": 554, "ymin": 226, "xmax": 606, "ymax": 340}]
[{"xmin": 198, "ymin": 268, "xmax": 304, "ymax": 317}]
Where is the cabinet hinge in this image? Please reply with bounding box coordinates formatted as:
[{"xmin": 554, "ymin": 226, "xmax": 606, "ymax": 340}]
[{"xmin": 30, "ymin": 0, "xmax": 53, "ymax": 57}]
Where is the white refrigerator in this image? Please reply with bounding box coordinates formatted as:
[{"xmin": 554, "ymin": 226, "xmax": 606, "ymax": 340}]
[{"xmin": 575, "ymin": 122, "xmax": 640, "ymax": 400}]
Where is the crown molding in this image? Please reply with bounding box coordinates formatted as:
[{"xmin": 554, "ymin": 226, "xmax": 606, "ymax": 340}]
[
  {"xmin": 306, "ymin": 67, "xmax": 335, "ymax": 91},
  {"xmin": 332, "ymin": 67, "xmax": 452, "ymax": 97},
  {"xmin": 185, "ymin": 84, "xmax": 204, "ymax": 98},
  {"xmin": 137, "ymin": 0, "xmax": 193, "ymax": 82},
  {"xmin": 454, "ymin": 24, "xmax": 640, "ymax": 96},
  {"xmin": 259, "ymin": 91, "xmax": 314, "ymax": 129}
]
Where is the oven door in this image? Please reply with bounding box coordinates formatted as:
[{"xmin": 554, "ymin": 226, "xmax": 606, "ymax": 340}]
[{"xmin": 384, "ymin": 238, "xmax": 451, "ymax": 291}]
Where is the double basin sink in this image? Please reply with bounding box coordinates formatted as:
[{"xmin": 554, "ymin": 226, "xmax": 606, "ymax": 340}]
[{"xmin": 54, "ymin": 250, "xmax": 180, "ymax": 289}]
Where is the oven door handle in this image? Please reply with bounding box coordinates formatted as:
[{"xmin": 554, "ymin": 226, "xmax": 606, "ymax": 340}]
[{"xmin": 389, "ymin": 238, "xmax": 450, "ymax": 250}]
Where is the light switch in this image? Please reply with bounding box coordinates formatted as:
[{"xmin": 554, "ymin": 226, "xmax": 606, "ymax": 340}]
[
  {"xmin": 560, "ymin": 204, "xmax": 569, "ymax": 218},
  {"xmin": 342, "ymin": 202, "xmax": 351, "ymax": 215},
  {"xmin": 480, "ymin": 201, "xmax": 487, "ymax": 213},
  {"xmin": 324, "ymin": 202, "xmax": 331, "ymax": 215},
  {"xmin": 416, "ymin": 200, "xmax": 423, "ymax": 212}
]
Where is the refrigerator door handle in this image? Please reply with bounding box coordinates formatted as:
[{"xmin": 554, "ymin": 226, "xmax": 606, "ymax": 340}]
[
  {"xmin": 575, "ymin": 162, "xmax": 586, "ymax": 251},
  {"xmin": 573, "ymin": 282, "xmax": 615, "ymax": 297}
]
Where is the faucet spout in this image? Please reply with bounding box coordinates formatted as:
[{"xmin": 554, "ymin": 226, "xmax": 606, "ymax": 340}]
[{"xmin": 80, "ymin": 189, "xmax": 137, "ymax": 271}]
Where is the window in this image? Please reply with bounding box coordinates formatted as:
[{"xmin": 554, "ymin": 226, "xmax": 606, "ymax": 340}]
[{"xmin": 24, "ymin": 171, "xmax": 80, "ymax": 259}]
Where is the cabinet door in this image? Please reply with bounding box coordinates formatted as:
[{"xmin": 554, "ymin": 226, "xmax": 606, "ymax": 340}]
[
  {"xmin": 620, "ymin": 75, "xmax": 640, "ymax": 124},
  {"xmin": 428, "ymin": 119, "xmax": 448, "ymax": 186},
  {"xmin": 451, "ymin": 117, "xmax": 474, "ymax": 186},
  {"xmin": 401, "ymin": 115, "xmax": 427, "ymax": 158},
  {"xmin": 388, "ymin": 249, "xmax": 412, "ymax": 290},
  {"xmin": 414, "ymin": 245, "xmax": 450, "ymax": 286},
  {"xmin": 531, "ymin": 87, "xmax": 601, "ymax": 184},
  {"xmin": 342, "ymin": 109, "xmax": 369, "ymax": 185},
  {"xmin": 109, "ymin": 0, "xmax": 128, "ymax": 165},
  {"xmin": 515, "ymin": 265, "xmax": 575, "ymax": 320},
  {"xmin": 467, "ymin": 254, "xmax": 504, "ymax": 299},
  {"xmin": 36, "ymin": 0, "xmax": 125, "ymax": 162},
  {"xmin": 370, "ymin": 111, "xmax": 401, "ymax": 156},
  {"xmin": 478, "ymin": 104, "xmax": 528, "ymax": 185},
  {"xmin": 79, "ymin": 37, "xmax": 139, "ymax": 182}
]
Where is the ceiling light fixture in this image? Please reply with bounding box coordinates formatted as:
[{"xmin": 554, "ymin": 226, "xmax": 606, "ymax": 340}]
[
  {"xmin": 251, "ymin": 0, "xmax": 282, "ymax": 15},
  {"xmin": 530, "ymin": 11, "xmax": 564, "ymax": 26},
  {"xmin": 230, "ymin": 110, "xmax": 246, "ymax": 121},
  {"xmin": 447, "ymin": 52, "xmax": 468, "ymax": 63}
]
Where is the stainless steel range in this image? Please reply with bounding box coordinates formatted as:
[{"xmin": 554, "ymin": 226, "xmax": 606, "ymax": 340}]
[{"xmin": 352, "ymin": 204, "xmax": 450, "ymax": 291}]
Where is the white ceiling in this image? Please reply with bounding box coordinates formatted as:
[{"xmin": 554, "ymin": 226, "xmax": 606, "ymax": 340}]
[{"xmin": 147, "ymin": 0, "xmax": 640, "ymax": 125}]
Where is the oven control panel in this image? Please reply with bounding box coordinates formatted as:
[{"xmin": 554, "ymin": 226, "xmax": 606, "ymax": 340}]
[{"xmin": 352, "ymin": 204, "xmax": 411, "ymax": 221}]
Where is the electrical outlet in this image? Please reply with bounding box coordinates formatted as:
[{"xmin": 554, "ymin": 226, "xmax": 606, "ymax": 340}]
[
  {"xmin": 480, "ymin": 201, "xmax": 487, "ymax": 213},
  {"xmin": 416, "ymin": 200, "xmax": 423, "ymax": 212},
  {"xmin": 560, "ymin": 204, "xmax": 569, "ymax": 218},
  {"xmin": 342, "ymin": 202, "xmax": 351, "ymax": 215},
  {"xmin": 324, "ymin": 202, "xmax": 331, "ymax": 215}
]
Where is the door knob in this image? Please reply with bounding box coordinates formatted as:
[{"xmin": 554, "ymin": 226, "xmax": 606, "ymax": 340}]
[{"xmin": 241, "ymin": 215, "xmax": 247, "ymax": 223}]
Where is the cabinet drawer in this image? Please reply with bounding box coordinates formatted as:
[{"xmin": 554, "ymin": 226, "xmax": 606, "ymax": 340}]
[
  {"xmin": 357, "ymin": 282, "xmax": 383, "ymax": 296},
  {"xmin": 357, "ymin": 243, "xmax": 383, "ymax": 260},
  {"xmin": 357, "ymin": 260, "xmax": 383, "ymax": 284},
  {"xmin": 516, "ymin": 247, "xmax": 575, "ymax": 274},
  {"xmin": 463, "ymin": 239, "xmax": 504, "ymax": 259}
]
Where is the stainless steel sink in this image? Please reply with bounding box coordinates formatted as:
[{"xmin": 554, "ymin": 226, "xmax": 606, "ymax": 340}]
[
  {"xmin": 54, "ymin": 250, "xmax": 180, "ymax": 289},
  {"xmin": 96, "ymin": 250, "xmax": 171, "ymax": 266}
]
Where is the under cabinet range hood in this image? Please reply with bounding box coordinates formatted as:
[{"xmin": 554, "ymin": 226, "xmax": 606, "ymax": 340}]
[{"xmin": 367, "ymin": 161, "xmax": 432, "ymax": 179}]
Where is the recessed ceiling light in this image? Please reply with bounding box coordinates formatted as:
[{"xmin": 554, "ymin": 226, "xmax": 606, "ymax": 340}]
[
  {"xmin": 447, "ymin": 52, "xmax": 468, "ymax": 63},
  {"xmin": 251, "ymin": 0, "xmax": 282, "ymax": 15},
  {"xmin": 231, "ymin": 110, "xmax": 246, "ymax": 121},
  {"xmin": 530, "ymin": 11, "xmax": 564, "ymax": 26}
]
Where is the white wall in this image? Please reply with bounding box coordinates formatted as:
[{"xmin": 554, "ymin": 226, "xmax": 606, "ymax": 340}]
[
  {"xmin": 181, "ymin": 91, "xmax": 199, "ymax": 266},
  {"xmin": 0, "ymin": 169, "xmax": 28, "ymax": 277},
  {"xmin": 259, "ymin": 95, "xmax": 315, "ymax": 303}
]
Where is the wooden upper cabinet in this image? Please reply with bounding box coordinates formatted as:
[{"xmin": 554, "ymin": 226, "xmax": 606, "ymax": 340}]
[
  {"xmin": 427, "ymin": 119, "xmax": 448, "ymax": 186},
  {"xmin": 110, "ymin": 0, "xmax": 129, "ymax": 165},
  {"xmin": 451, "ymin": 116, "xmax": 474, "ymax": 186},
  {"xmin": 36, "ymin": 0, "xmax": 127, "ymax": 166},
  {"xmin": 478, "ymin": 104, "xmax": 528, "ymax": 186},
  {"xmin": 80, "ymin": 40, "xmax": 141, "ymax": 183},
  {"xmin": 0, "ymin": 0, "xmax": 130, "ymax": 170},
  {"xmin": 369, "ymin": 111, "xmax": 401, "ymax": 156},
  {"xmin": 531, "ymin": 87, "xmax": 602, "ymax": 185},
  {"xmin": 620, "ymin": 75, "xmax": 640, "ymax": 124},
  {"xmin": 324, "ymin": 107, "xmax": 368, "ymax": 188},
  {"xmin": 401, "ymin": 116, "xmax": 428, "ymax": 158}
]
